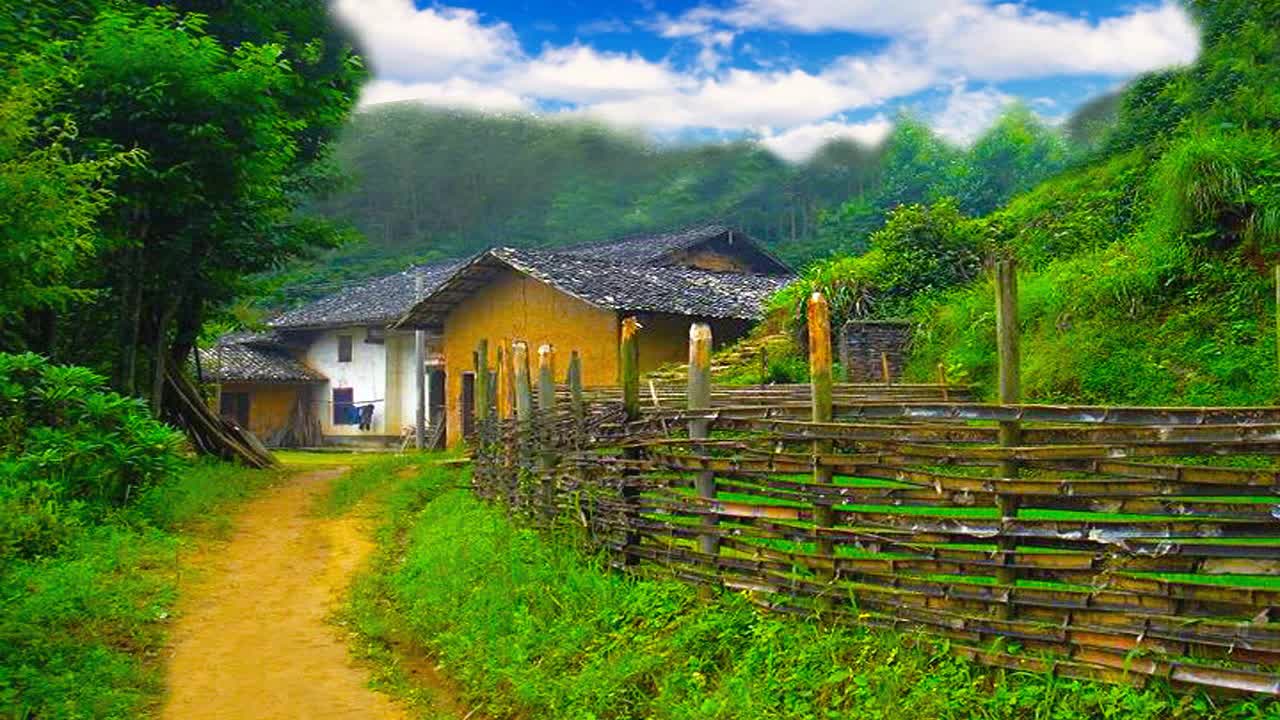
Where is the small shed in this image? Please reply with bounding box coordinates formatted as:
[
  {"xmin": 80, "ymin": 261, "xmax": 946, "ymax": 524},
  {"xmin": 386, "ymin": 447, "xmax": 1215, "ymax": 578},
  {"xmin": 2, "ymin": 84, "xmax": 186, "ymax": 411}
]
[{"xmin": 839, "ymin": 320, "xmax": 913, "ymax": 383}]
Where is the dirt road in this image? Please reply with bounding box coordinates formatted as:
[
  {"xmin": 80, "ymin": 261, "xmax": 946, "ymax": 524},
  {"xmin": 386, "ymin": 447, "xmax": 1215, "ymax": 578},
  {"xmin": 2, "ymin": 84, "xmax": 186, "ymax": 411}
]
[{"xmin": 160, "ymin": 467, "xmax": 406, "ymax": 720}]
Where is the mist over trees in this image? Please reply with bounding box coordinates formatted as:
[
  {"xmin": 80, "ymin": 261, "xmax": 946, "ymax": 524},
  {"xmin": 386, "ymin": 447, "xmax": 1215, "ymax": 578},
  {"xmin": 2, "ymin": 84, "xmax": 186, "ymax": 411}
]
[{"xmin": 276, "ymin": 101, "xmax": 1072, "ymax": 307}]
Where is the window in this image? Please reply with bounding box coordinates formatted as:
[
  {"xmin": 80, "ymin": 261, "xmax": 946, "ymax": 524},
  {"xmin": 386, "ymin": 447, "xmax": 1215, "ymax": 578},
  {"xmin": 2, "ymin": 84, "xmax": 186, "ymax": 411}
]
[
  {"xmin": 364, "ymin": 327, "xmax": 386, "ymax": 345},
  {"xmin": 219, "ymin": 391, "xmax": 250, "ymax": 428},
  {"xmin": 333, "ymin": 388, "xmax": 355, "ymax": 425},
  {"xmin": 337, "ymin": 334, "xmax": 353, "ymax": 362}
]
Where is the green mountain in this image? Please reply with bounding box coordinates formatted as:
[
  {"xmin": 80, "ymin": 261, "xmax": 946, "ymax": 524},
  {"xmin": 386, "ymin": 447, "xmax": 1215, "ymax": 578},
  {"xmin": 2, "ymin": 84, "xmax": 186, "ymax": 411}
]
[{"xmin": 260, "ymin": 102, "xmax": 1070, "ymax": 310}]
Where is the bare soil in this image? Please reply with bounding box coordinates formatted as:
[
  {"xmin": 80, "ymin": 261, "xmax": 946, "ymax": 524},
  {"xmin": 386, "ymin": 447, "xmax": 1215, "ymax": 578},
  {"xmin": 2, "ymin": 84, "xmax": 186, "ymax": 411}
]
[{"xmin": 160, "ymin": 467, "xmax": 418, "ymax": 719}]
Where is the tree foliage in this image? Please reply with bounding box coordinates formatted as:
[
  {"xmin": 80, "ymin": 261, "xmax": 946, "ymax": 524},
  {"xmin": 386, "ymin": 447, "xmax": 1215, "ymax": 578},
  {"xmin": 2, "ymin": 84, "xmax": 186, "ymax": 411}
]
[{"xmin": 0, "ymin": 0, "xmax": 364, "ymax": 411}]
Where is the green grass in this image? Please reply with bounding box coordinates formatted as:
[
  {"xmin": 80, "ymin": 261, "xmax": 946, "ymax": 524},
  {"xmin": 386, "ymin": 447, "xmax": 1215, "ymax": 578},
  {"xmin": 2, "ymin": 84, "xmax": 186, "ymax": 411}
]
[
  {"xmin": 345, "ymin": 464, "xmax": 1280, "ymax": 720},
  {"xmin": 0, "ymin": 460, "xmax": 274, "ymax": 719}
]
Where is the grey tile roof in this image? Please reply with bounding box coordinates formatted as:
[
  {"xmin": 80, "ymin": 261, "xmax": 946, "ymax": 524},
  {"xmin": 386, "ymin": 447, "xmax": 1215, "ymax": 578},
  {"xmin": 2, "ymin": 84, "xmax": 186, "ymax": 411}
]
[
  {"xmin": 268, "ymin": 260, "xmax": 464, "ymax": 330},
  {"xmin": 198, "ymin": 343, "xmax": 326, "ymax": 383},
  {"xmin": 396, "ymin": 247, "xmax": 794, "ymax": 329},
  {"xmin": 560, "ymin": 223, "xmax": 790, "ymax": 274}
]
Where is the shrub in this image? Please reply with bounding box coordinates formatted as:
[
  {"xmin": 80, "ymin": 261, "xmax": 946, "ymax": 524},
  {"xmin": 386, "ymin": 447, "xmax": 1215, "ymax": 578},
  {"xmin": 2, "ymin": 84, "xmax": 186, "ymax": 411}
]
[{"xmin": 0, "ymin": 352, "xmax": 184, "ymax": 558}]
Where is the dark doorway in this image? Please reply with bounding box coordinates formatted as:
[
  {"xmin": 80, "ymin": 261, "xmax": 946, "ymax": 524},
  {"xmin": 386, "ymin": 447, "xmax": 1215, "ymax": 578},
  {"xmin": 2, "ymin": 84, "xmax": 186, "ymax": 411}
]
[
  {"xmin": 220, "ymin": 391, "xmax": 250, "ymax": 428},
  {"xmin": 429, "ymin": 369, "xmax": 446, "ymax": 447}
]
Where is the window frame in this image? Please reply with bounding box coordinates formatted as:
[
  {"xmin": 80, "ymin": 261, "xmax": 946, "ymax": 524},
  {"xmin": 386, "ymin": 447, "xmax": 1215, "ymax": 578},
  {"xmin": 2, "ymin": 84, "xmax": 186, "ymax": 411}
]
[{"xmin": 337, "ymin": 334, "xmax": 353, "ymax": 363}]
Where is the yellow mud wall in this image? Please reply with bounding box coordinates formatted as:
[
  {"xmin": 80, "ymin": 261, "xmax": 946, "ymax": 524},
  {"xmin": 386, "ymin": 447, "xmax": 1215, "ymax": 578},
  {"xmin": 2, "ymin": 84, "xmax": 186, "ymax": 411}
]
[
  {"xmin": 635, "ymin": 314, "xmax": 755, "ymax": 372},
  {"xmin": 222, "ymin": 383, "xmax": 298, "ymax": 440},
  {"xmin": 443, "ymin": 270, "xmax": 620, "ymax": 445}
]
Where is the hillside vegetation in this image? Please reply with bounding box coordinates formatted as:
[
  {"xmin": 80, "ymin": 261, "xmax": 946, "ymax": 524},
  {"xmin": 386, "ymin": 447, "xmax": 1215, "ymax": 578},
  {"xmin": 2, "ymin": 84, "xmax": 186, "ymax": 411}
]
[
  {"xmin": 778, "ymin": 0, "xmax": 1280, "ymax": 406},
  {"xmin": 261, "ymin": 103, "xmax": 1070, "ymax": 309}
]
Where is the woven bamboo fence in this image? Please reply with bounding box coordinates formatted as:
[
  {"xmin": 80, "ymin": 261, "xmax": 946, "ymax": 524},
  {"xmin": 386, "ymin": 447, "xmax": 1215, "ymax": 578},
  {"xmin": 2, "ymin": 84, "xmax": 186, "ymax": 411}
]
[{"xmin": 468, "ymin": 272, "xmax": 1280, "ymax": 696}]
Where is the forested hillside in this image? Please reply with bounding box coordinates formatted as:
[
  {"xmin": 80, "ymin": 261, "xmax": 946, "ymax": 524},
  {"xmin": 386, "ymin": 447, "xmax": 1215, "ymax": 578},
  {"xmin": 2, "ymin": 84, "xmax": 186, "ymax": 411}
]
[
  {"xmin": 263, "ymin": 103, "xmax": 1069, "ymax": 308},
  {"xmin": 778, "ymin": 0, "xmax": 1280, "ymax": 406}
]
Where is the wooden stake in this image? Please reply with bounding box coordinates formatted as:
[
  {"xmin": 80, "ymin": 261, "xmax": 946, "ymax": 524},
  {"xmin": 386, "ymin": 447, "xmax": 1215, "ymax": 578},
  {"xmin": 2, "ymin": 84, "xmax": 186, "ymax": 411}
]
[
  {"xmin": 994, "ymin": 257, "xmax": 1022, "ymax": 613},
  {"xmin": 475, "ymin": 339, "xmax": 489, "ymax": 428},
  {"xmin": 621, "ymin": 317, "xmax": 640, "ymax": 422},
  {"xmin": 512, "ymin": 341, "xmax": 532, "ymax": 423},
  {"xmin": 567, "ymin": 351, "xmax": 584, "ymax": 443},
  {"xmin": 495, "ymin": 345, "xmax": 510, "ymax": 420},
  {"xmin": 881, "ymin": 351, "xmax": 892, "ymax": 386},
  {"xmin": 688, "ymin": 323, "xmax": 718, "ymax": 559},
  {"xmin": 938, "ymin": 362, "xmax": 949, "ymax": 402},
  {"xmin": 807, "ymin": 292, "xmax": 836, "ymax": 588},
  {"xmin": 620, "ymin": 317, "xmax": 641, "ymax": 566}
]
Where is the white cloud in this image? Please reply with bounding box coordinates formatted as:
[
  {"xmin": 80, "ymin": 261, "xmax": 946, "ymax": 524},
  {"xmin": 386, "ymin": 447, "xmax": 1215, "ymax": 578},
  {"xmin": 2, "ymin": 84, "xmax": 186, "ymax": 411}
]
[
  {"xmin": 673, "ymin": 0, "xmax": 1200, "ymax": 82},
  {"xmin": 337, "ymin": 0, "xmax": 1202, "ymax": 148},
  {"xmin": 331, "ymin": 0, "xmax": 518, "ymax": 81},
  {"xmin": 509, "ymin": 45, "xmax": 687, "ymax": 103},
  {"xmin": 759, "ymin": 117, "xmax": 893, "ymax": 161},
  {"xmin": 930, "ymin": 85, "xmax": 1015, "ymax": 144},
  {"xmin": 359, "ymin": 78, "xmax": 530, "ymax": 113}
]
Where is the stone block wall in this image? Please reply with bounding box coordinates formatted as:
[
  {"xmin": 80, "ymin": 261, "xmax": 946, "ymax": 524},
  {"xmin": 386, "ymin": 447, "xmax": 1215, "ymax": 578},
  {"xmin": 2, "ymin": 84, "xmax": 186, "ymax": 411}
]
[{"xmin": 839, "ymin": 321, "xmax": 912, "ymax": 383}]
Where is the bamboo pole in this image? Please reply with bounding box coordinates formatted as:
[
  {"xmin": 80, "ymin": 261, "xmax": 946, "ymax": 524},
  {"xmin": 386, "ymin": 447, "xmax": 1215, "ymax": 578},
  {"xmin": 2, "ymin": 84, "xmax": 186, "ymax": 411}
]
[
  {"xmin": 808, "ymin": 293, "xmax": 836, "ymax": 571},
  {"xmin": 688, "ymin": 323, "xmax": 718, "ymax": 558},
  {"xmin": 994, "ymin": 258, "xmax": 1022, "ymax": 612}
]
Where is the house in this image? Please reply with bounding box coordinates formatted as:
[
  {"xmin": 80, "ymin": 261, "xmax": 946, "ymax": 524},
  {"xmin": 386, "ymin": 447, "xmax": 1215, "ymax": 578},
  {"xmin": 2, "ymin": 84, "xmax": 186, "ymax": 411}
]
[{"xmin": 203, "ymin": 224, "xmax": 793, "ymax": 447}]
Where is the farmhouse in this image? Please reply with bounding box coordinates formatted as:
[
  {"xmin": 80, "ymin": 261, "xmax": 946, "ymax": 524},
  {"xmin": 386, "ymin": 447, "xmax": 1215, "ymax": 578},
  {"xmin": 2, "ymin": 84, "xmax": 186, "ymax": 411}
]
[{"xmin": 202, "ymin": 225, "xmax": 793, "ymax": 447}]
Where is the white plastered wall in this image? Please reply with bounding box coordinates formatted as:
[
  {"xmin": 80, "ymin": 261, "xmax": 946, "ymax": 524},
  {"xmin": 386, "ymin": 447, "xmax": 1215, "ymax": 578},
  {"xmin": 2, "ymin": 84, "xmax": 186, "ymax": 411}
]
[{"xmin": 306, "ymin": 326, "xmax": 389, "ymax": 436}]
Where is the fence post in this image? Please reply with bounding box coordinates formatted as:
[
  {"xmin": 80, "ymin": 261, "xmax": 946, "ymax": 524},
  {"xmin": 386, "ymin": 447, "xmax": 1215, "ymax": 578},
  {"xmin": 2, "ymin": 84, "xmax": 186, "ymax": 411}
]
[
  {"xmin": 937, "ymin": 362, "xmax": 949, "ymax": 402},
  {"xmin": 808, "ymin": 293, "xmax": 836, "ymax": 584},
  {"xmin": 620, "ymin": 317, "xmax": 641, "ymax": 566},
  {"xmin": 881, "ymin": 351, "xmax": 892, "ymax": 386},
  {"xmin": 537, "ymin": 344, "xmax": 558, "ymax": 518},
  {"xmin": 475, "ymin": 339, "xmax": 489, "ymax": 429},
  {"xmin": 688, "ymin": 324, "xmax": 718, "ymax": 560},
  {"xmin": 567, "ymin": 350, "xmax": 584, "ymax": 445},
  {"xmin": 994, "ymin": 258, "xmax": 1022, "ymax": 617}
]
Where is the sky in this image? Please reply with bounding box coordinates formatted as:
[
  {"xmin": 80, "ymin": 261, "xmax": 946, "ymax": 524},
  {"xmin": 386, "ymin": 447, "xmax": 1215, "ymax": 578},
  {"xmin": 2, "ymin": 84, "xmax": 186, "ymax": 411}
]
[{"xmin": 331, "ymin": 0, "xmax": 1202, "ymax": 161}]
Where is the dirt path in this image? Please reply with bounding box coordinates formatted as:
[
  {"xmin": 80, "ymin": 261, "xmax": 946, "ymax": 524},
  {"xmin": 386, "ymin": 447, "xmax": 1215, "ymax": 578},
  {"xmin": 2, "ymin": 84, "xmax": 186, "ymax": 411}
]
[{"xmin": 161, "ymin": 467, "xmax": 407, "ymax": 720}]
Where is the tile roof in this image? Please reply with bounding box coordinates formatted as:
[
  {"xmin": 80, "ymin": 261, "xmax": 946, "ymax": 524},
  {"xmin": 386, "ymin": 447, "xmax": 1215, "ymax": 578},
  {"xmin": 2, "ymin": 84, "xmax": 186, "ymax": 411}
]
[
  {"xmin": 268, "ymin": 260, "xmax": 464, "ymax": 330},
  {"xmin": 560, "ymin": 223, "xmax": 790, "ymax": 274},
  {"xmin": 395, "ymin": 246, "xmax": 793, "ymax": 329},
  {"xmin": 198, "ymin": 343, "xmax": 326, "ymax": 383}
]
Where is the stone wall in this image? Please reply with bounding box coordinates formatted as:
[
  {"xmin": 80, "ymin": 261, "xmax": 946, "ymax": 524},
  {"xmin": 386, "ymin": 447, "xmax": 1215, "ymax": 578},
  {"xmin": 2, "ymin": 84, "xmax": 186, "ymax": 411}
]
[{"xmin": 839, "ymin": 321, "xmax": 912, "ymax": 383}]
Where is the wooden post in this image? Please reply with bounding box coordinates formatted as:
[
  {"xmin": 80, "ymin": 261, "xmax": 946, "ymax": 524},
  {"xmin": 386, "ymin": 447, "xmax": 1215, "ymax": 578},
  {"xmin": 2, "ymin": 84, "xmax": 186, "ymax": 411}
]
[
  {"xmin": 937, "ymin": 362, "xmax": 949, "ymax": 401},
  {"xmin": 688, "ymin": 323, "xmax": 717, "ymax": 559},
  {"xmin": 621, "ymin": 317, "xmax": 640, "ymax": 422},
  {"xmin": 880, "ymin": 351, "xmax": 892, "ymax": 386},
  {"xmin": 512, "ymin": 341, "xmax": 532, "ymax": 422},
  {"xmin": 414, "ymin": 274, "xmax": 426, "ymax": 450},
  {"xmin": 620, "ymin": 317, "xmax": 641, "ymax": 566},
  {"xmin": 808, "ymin": 293, "xmax": 836, "ymax": 580},
  {"xmin": 495, "ymin": 345, "xmax": 509, "ymax": 420},
  {"xmin": 994, "ymin": 257, "xmax": 1022, "ymax": 615},
  {"xmin": 567, "ymin": 351, "xmax": 584, "ymax": 444},
  {"xmin": 537, "ymin": 344, "xmax": 558, "ymax": 517},
  {"xmin": 475, "ymin": 339, "xmax": 489, "ymax": 428}
]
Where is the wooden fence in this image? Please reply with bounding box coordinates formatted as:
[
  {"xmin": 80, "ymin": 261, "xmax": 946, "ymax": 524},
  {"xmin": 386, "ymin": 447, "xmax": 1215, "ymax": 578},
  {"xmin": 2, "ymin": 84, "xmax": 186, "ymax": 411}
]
[{"xmin": 468, "ymin": 272, "xmax": 1280, "ymax": 696}]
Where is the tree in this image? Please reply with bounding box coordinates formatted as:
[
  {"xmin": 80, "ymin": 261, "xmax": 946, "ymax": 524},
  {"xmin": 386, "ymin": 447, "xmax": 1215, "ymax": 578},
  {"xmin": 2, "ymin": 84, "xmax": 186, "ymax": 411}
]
[{"xmin": 951, "ymin": 105, "xmax": 1068, "ymax": 215}]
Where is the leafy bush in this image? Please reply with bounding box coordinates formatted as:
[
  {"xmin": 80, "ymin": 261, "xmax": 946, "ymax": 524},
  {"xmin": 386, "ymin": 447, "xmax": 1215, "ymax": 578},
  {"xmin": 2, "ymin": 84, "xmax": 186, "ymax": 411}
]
[
  {"xmin": 771, "ymin": 199, "xmax": 987, "ymax": 336},
  {"xmin": 0, "ymin": 352, "xmax": 184, "ymax": 558}
]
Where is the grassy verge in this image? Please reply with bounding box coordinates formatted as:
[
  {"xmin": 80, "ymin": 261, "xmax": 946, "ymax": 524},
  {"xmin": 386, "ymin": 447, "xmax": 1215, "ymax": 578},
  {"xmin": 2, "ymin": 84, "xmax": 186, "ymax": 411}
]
[
  {"xmin": 0, "ymin": 460, "xmax": 275, "ymax": 719},
  {"xmin": 347, "ymin": 465, "xmax": 1277, "ymax": 720}
]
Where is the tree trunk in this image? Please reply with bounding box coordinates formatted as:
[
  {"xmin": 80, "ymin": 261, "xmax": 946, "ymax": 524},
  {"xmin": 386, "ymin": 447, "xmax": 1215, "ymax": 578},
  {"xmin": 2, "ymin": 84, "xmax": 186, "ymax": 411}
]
[{"xmin": 150, "ymin": 298, "xmax": 179, "ymax": 417}]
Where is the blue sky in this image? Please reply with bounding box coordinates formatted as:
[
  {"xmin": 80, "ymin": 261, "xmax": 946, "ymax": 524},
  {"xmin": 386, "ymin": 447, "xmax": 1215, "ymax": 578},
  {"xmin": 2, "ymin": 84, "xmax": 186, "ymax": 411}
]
[{"xmin": 333, "ymin": 0, "xmax": 1202, "ymax": 160}]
